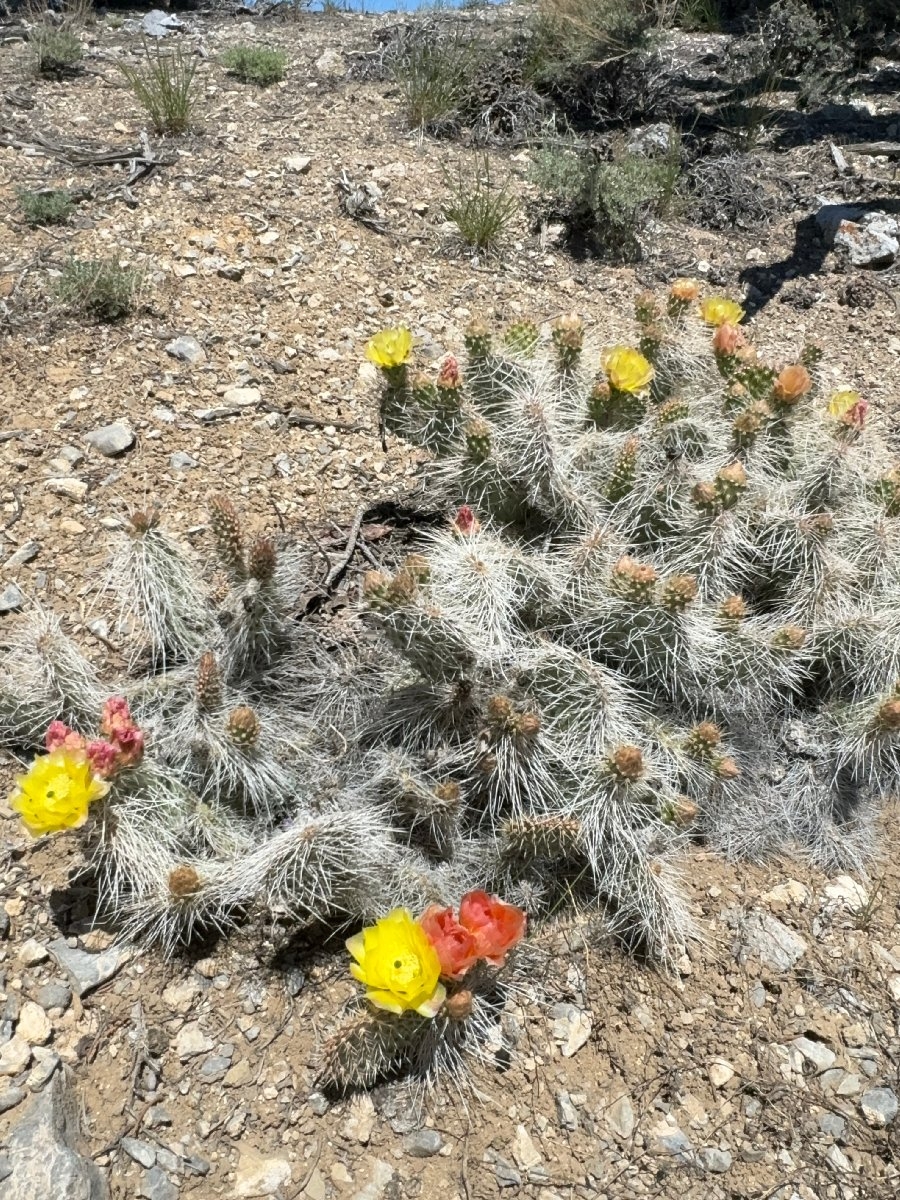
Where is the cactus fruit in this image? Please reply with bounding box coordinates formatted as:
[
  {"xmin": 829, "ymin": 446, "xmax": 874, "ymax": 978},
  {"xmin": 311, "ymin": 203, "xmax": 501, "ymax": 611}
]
[
  {"xmin": 248, "ymin": 537, "xmax": 277, "ymax": 584},
  {"xmin": 444, "ymin": 990, "xmax": 474, "ymax": 1020},
  {"xmin": 772, "ymin": 626, "xmax": 807, "ymax": 651},
  {"xmin": 551, "ymin": 313, "xmax": 584, "ymax": 371},
  {"xmin": 464, "ymin": 418, "xmax": 492, "ymax": 464},
  {"xmin": 875, "ymin": 467, "xmax": 900, "ymax": 517},
  {"xmin": 694, "ymin": 462, "xmax": 748, "ymax": 514},
  {"xmin": 196, "ymin": 651, "xmax": 223, "ymax": 713},
  {"xmin": 607, "ymin": 744, "xmax": 644, "ymax": 782},
  {"xmin": 168, "ymin": 864, "xmax": 203, "ymax": 899},
  {"xmin": 209, "ymin": 495, "xmax": 246, "ymax": 579},
  {"xmin": 611, "ymin": 556, "xmax": 658, "ymax": 604},
  {"xmin": 635, "ymin": 290, "xmax": 661, "ymax": 326},
  {"xmin": 657, "ymin": 397, "xmax": 690, "ymax": 425},
  {"xmin": 801, "ymin": 340, "xmax": 824, "ymax": 372},
  {"xmin": 684, "ymin": 722, "xmax": 722, "ymax": 760},
  {"xmin": 464, "ymin": 319, "xmax": 492, "ymax": 360},
  {"xmin": 226, "ymin": 706, "xmax": 261, "ymax": 748},
  {"xmin": 659, "ymin": 574, "xmax": 698, "ymax": 614},
  {"xmin": 662, "ymin": 796, "xmax": 699, "ymax": 827},
  {"xmin": 876, "ymin": 699, "xmax": 900, "ymax": 732},
  {"xmin": 719, "ymin": 594, "xmax": 748, "ymax": 621},
  {"xmin": 607, "ymin": 437, "xmax": 640, "ymax": 503}
]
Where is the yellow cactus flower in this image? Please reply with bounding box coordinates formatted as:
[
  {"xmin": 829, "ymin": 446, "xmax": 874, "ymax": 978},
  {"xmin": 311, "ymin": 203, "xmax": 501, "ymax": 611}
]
[
  {"xmin": 365, "ymin": 327, "xmax": 413, "ymax": 369},
  {"xmin": 601, "ymin": 346, "xmax": 655, "ymax": 394},
  {"xmin": 827, "ymin": 390, "xmax": 861, "ymax": 419},
  {"xmin": 346, "ymin": 908, "xmax": 446, "ymax": 1017},
  {"xmin": 700, "ymin": 296, "xmax": 746, "ymax": 327},
  {"xmin": 9, "ymin": 750, "xmax": 110, "ymax": 838}
]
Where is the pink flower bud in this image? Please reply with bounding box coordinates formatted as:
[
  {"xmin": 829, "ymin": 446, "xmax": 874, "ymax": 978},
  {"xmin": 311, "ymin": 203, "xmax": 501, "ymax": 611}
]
[
  {"xmin": 100, "ymin": 696, "xmax": 133, "ymax": 739},
  {"xmin": 45, "ymin": 720, "xmax": 84, "ymax": 754},
  {"xmin": 112, "ymin": 725, "xmax": 145, "ymax": 768},
  {"xmin": 843, "ymin": 398, "xmax": 869, "ymax": 429},
  {"xmin": 86, "ymin": 740, "xmax": 120, "ymax": 778},
  {"xmin": 452, "ymin": 505, "xmax": 480, "ymax": 535},
  {"xmin": 437, "ymin": 354, "xmax": 461, "ymax": 390}
]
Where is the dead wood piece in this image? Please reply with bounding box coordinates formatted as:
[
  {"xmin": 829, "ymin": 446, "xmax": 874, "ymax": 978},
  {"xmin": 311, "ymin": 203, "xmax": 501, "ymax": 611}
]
[{"xmin": 845, "ymin": 141, "xmax": 900, "ymax": 158}]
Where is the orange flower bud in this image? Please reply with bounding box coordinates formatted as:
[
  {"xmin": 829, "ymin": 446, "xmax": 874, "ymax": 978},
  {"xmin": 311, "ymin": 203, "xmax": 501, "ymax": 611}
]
[
  {"xmin": 670, "ymin": 278, "xmax": 700, "ymax": 303},
  {"xmin": 713, "ymin": 322, "xmax": 747, "ymax": 357},
  {"xmin": 773, "ymin": 364, "xmax": 812, "ymax": 405}
]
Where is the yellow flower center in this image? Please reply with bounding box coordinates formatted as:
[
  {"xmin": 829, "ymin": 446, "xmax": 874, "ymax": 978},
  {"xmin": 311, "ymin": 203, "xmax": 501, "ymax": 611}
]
[{"xmin": 44, "ymin": 772, "xmax": 71, "ymax": 803}]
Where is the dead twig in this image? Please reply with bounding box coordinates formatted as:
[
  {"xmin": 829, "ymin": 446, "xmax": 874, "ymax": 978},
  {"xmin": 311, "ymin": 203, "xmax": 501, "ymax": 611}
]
[
  {"xmin": 284, "ymin": 408, "xmax": 367, "ymax": 434},
  {"xmin": 844, "ymin": 141, "xmax": 900, "ymax": 158},
  {"xmin": 323, "ymin": 505, "xmax": 366, "ymax": 590},
  {"xmin": 328, "ymin": 518, "xmax": 378, "ymax": 569},
  {"xmin": 0, "ymin": 123, "xmax": 174, "ymax": 169},
  {"xmin": 460, "ymin": 1134, "xmax": 471, "ymax": 1200}
]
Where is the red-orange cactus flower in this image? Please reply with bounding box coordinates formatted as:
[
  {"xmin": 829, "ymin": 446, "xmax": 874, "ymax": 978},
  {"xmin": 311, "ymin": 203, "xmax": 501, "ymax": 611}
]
[
  {"xmin": 419, "ymin": 905, "xmax": 479, "ymax": 980},
  {"xmin": 458, "ymin": 891, "xmax": 526, "ymax": 967}
]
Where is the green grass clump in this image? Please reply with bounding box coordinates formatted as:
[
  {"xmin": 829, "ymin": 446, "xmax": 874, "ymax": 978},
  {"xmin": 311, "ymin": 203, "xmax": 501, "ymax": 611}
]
[
  {"xmin": 30, "ymin": 26, "xmax": 83, "ymax": 77},
  {"xmin": 17, "ymin": 188, "xmax": 75, "ymax": 226},
  {"xmin": 444, "ymin": 158, "xmax": 518, "ymax": 252},
  {"xmin": 675, "ymin": 0, "xmax": 722, "ymax": 31},
  {"xmin": 118, "ymin": 42, "xmax": 199, "ymax": 136},
  {"xmin": 222, "ymin": 44, "xmax": 287, "ymax": 87},
  {"xmin": 391, "ymin": 30, "xmax": 481, "ymax": 133},
  {"xmin": 56, "ymin": 257, "xmax": 146, "ymax": 323}
]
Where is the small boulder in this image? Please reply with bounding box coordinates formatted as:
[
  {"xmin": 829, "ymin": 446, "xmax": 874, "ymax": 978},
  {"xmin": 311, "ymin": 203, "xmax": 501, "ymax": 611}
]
[
  {"xmin": 85, "ymin": 422, "xmax": 135, "ymax": 457},
  {"xmin": 165, "ymin": 335, "xmax": 206, "ymax": 365},
  {"xmin": 315, "ymin": 49, "xmax": 345, "ymax": 77},
  {"xmin": 4, "ymin": 1069, "xmax": 108, "ymax": 1199},
  {"xmin": 0, "ymin": 583, "xmax": 25, "ymax": 614},
  {"xmin": 861, "ymin": 1087, "xmax": 898, "ymax": 1128}
]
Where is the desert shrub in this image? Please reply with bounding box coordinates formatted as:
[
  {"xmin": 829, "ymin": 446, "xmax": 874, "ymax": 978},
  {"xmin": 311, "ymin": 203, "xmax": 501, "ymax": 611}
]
[
  {"xmin": 30, "ymin": 25, "xmax": 82, "ymax": 76},
  {"xmin": 444, "ymin": 157, "xmax": 519, "ymax": 252},
  {"xmin": 531, "ymin": 136, "xmax": 682, "ymax": 259},
  {"xmin": 526, "ymin": 0, "xmax": 658, "ymax": 120},
  {"xmin": 222, "ymin": 44, "xmax": 287, "ymax": 86},
  {"xmin": 4, "ymin": 286, "xmax": 898, "ymax": 1095},
  {"xmin": 17, "ymin": 188, "xmax": 75, "ymax": 226},
  {"xmin": 118, "ymin": 42, "xmax": 199, "ymax": 135},
  {"xmin": 55, "ymin": 257, "xmax": 146, "ymax": 322},
  {"xmin": 686, "ymin": 151, "xmax": 771, "ymax": 228},
  {"xmin": 723, "ymin": 0, "xmax": 898, "ymax": 109}
]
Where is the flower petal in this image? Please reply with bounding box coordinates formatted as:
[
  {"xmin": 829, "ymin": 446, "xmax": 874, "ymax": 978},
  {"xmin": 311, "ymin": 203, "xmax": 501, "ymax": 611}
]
[
  {"xmin": 365, "ymin": 989, "xmax": 405, "ymax": 1015},
  {"xmin": 345, "ymin": 932, "xmax": 366, "ymax": 964},
  {"xmin": 415, "ymin": 982, "xmax": 446, "ymax": 1018}
]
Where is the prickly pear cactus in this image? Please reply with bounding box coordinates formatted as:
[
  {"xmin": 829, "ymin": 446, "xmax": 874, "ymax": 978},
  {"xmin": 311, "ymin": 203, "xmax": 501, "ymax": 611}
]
[{"xmin": 3, "ymin": 282, "xmax": 899, "ymax": 1095}]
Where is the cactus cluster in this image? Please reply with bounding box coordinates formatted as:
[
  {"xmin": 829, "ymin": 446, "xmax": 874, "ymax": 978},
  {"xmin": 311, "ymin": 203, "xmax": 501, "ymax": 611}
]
[{"xmin": 3, "ymin": 283, "xmax": 899, "ymax": 1094}]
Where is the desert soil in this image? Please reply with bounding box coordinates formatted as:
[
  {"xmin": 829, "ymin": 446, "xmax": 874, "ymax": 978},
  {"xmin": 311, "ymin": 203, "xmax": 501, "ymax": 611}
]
[{"xmin": 1, "ymin": 6, "xmax": 900, "ymax": 1200}]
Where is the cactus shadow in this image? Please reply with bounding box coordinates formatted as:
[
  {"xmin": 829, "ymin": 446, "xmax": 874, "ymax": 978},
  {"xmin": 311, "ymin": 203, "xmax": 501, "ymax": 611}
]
[{"xmin": 739, "ymin": 199, "xmax": 900, "ymax": 319}]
